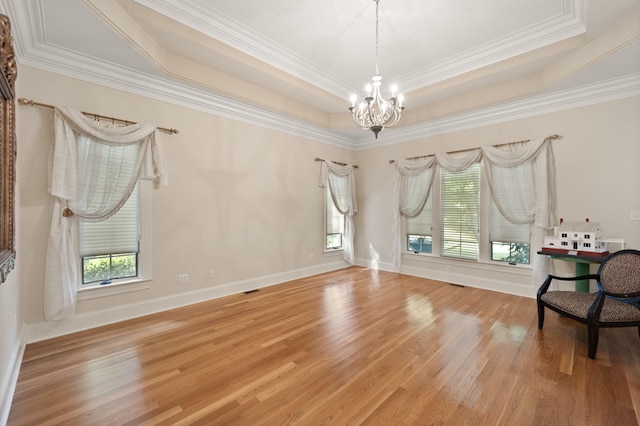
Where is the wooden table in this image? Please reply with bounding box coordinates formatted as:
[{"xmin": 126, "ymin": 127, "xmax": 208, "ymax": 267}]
[{"xmin": 537, "ymin": 250, "xmax": 608, "ymax": 292}]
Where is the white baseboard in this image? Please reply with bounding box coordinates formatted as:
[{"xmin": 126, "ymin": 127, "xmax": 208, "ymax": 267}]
[
  {"xmin": 401, "ymin": 264, "xmax": 536, "ymax": 299},
  {"xmin": 25, "ymin": 261, "xmax": 349, "ymax": 344},
  {"xmin": 1, "ymin": 328, "xmax": 26, "ymax": 426},
  {"xmin": 354, "ymin": 257, "xmax": 395, "ymax": 272}
]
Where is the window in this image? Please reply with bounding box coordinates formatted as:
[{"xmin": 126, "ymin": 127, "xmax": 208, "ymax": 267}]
[
  {"xmin": 79, "ymin": 180, "xmax": 151, "ymax": 287},
  {"xmin": 490, "ymin": 199, "xmax": 531, "ymax": 264},
  {"xmin": 440, "ymin": 164, "xmax": 480, "ymax": 260},
  {"xmin": 406, "ymin": 194, "xmax": 433, "ymax": 253},
  {"xmin": 325, "ymin": 186, "xmax": 345, "ymax": 250},
  {"xmin": 80, "ymin": 184, "xmax": 139, "ymax": 285}
]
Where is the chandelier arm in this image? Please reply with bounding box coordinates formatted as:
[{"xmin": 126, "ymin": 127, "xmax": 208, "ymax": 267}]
[{"xmin": 348, "ymin": 0, "xmax": 404, "ymax": 138}]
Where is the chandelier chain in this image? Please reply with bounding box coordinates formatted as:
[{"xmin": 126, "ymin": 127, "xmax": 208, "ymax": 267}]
[{"xmin": 375, "ymin": 0, "xmax": 380, "ymax": 76}]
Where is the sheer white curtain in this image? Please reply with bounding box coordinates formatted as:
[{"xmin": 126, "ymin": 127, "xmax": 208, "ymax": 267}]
[
  {"xmin": 319, "ymin": 161, "xmax": 358, "ymax": 264},
  {"xmin": 44, "ymin": 107, "xmax": 167, "ymax": 321},
  {"xmin": 392, "ymin": 137, "xmax": 556, "ymax": 283},
  {"xmin": 481, "ymin": 137, "xmax": 556, "ymax": 284},
  {"xmin": 392, "ymin": 157, "xmax": 436, "ymax": 271}
]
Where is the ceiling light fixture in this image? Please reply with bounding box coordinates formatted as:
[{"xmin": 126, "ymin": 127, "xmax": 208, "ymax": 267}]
[{"xmin": 349, "ymin": 0, "xmax": 404, "ymax": 139}]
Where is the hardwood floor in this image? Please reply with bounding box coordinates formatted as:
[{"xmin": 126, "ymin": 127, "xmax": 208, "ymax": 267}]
[{"xmin": 8, "ymin": 267, "xmax": 640, "ymax": 425}]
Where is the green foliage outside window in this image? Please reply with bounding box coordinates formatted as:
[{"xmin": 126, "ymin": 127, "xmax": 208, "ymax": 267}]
[
  {"xmin": 83, "ymin": 253, "xmax": 137, "ymax": 284},
  {"xmin": 491, "ymin": 242, "xmax": 530, "ymax": 264}
]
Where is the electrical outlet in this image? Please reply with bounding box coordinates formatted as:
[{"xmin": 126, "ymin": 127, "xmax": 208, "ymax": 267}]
[
  {"xmin": 446, "ymin": 265, "xmax": 453, "ymax": 273},
  {"xmin": 178, "ymin": 274, "xmax": 188, "ymax": 284},
  {"xmin": 631, "ymin": 210, "xmax": 640, "ymax": 221},
  {"xmin": 208, "ymin": 269, "xmax": 214, "ymax": 279}
]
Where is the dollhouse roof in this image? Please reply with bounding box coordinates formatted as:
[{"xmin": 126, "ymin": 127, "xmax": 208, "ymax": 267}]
[{"xmin": 558, "ymin": 222, "xmax": 602, "ymax": 233}]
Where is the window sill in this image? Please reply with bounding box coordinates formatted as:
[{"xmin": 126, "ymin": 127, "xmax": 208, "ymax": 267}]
[
  {"xmin": 77, "ymin": 277, "xmax": 152, "ymax": 301},
  {"xmin": 324, "ymin": 249, "xmax": 344, "ymax": 257},
  {"xmin": 403, "ymin": 252, "xmax": 532, "ymax": 273}
]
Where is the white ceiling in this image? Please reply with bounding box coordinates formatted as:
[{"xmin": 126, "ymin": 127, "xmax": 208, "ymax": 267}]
[{"xmin": 1, "ymin": 0, "xmax": 639, "ymax": 148}]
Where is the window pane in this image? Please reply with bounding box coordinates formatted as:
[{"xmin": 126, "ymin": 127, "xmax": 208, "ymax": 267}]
[
  {"xmin": 326, "ymin": 187, "xmax": 345, "ymax": 250},
  {"xmin": 408, "ymin": 235, "xmax": 432, "ymax": 253},
  {"xmin": 326, "ymin": 233, "xmax": 343, "ymax": 250},
  {"xmin": 440, "ymin": 164, "xmax": 479, "ymax": 260},
  {"xmin": 491, "ymin": 242, "xmax": 530, "ymax": 264},
  {"xmin": 82, "ymin": 253, "xmax": 137, "ymax": 284}
]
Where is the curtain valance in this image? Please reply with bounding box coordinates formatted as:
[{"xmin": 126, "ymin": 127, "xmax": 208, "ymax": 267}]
[
  {"xmin": 44, "ymin": 107, "xmax": 167, "ymax": 321},
  {"xmin": 319, "ymin": 161, "xmax": 358, "ymax": 264},
  {"xmin": 392, "ymin": 137, "xmax": 556, "ymax": 284}
]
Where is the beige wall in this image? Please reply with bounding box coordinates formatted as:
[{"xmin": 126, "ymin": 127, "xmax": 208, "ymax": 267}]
[
  {"xmin": 16, "ymin": 66, "xmax": 354, "ymax": 340},
  {"xmin": 11, "ymin": 66, "xmax": 640, "ymax": 341},
  {"xmin": 354, "ymin": 96, "xmax": 640, "ymax": 295}
]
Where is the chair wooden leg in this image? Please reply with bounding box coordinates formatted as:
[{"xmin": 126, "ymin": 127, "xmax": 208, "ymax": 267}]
[
  {"xmin": 537, "ymin": 301, "xmax": 545, "ymax": 329},
  {"xmin": 588, "ymin": 325, "xmax": 599, "ymax": 359}
]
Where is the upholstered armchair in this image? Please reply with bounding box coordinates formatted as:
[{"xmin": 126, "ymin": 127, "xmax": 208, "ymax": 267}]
[{"xmin": 537, "ymin": 249, "xmax": 640, "ymax": 359}]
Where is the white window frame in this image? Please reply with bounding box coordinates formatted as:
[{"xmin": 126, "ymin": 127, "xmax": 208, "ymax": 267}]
[
  {"xmin": 324, "ymin": 186, "xmax": 345, "ymax": 252},
  {"xmin": 77, "ymin": 179, "xmax": 152, "ymax": 300},
  {"xmin": 404, "ymin": 165, "xmax": 531, "ymax": 268}
]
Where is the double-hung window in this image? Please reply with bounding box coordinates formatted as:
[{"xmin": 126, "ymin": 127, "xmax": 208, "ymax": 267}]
[
  {"xmin": 440, "ymin": 164, "xmax": 480, "ymax": 260},
  {"xmin": 406, "ymin": 195, "xmax": 433, "ymax": 253},
  {"xmin": 325, "ymin": 186, "xmax": 345, "ymax": 250},
  {"xmin": 490, "ymin": 200, "xmax": 531, "ymax": 264},
  {"xmin": 80, "ymin": 183, "xmax": 140, "ymax": 285},
  {"xmin": 404, "ymin": 162, "xmax": 531, "ymax": 264}
]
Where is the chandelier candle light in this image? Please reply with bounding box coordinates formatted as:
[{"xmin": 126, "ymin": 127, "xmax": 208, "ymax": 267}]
[{"xmin": 349, "ymin": 0, "xmax": 404, "ymax": 139}]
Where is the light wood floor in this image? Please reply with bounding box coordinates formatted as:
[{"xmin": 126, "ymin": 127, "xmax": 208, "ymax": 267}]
[{"xmin": 9, "ymin": 267, "xmax": 640, "ymax": 425}]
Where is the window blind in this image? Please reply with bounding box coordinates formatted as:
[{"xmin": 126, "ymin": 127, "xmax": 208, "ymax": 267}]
[
  {"xmin": 79, "ymin": 184, "xmax": 139, "ymax": 257},
  {"xmin": 440, "ymin": 164, "xmax": 479, "ymax": 260},
  {"xmin": 406, "ymin": 194, "xmax": 433, "ymax": 235},
  {"xmin": 326, "ymin": 187, "xmax": 345, "ymax": 236},
  {"xmin": 490, "ymin": 200, "xmax": 530, "ymax": 243}
]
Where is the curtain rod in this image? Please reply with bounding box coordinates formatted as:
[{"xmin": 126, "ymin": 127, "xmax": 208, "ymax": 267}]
[
  {"xmin": 388, "ymin": 134, "xmax": 561, "ymax": 163},
  {"xmin": 18, "ymin": 98, "xmax": 180, "ymax": 135},
  {"xmin": 315, "ymin": 157, "xmax": 359, "ymax": 168}
]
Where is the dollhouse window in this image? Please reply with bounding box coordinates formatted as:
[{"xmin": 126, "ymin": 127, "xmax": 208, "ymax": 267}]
[{"xmin": 561, "ymin": 233, "xmax": 567, "ymax": 238}]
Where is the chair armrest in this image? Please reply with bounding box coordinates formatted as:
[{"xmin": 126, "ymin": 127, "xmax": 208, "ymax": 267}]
[
  {"xmin": 537, "ymin": 274, "xmax": 600, "ymax": 298},
  {"xmin": 547, "ymin": 274, "xmax": 600, "ymax": 282}
]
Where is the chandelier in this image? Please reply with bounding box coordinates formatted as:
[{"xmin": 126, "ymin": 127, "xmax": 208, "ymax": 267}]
[{"xmin": 349, "ymin": 0, "xmax": 404, "ymax": 139}]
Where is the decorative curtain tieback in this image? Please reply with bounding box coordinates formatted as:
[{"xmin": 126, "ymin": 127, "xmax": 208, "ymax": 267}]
[{"xmin": 62, "ymin": 207, "xmax": 74, "ymax": 217}]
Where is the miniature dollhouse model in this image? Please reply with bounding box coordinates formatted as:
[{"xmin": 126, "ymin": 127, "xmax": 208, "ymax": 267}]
[{"xmin": 542, "ymin": 218, "xmax": 609, "ymax": 256}]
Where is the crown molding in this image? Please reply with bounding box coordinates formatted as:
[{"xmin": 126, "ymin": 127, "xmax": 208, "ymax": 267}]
[
  {"xmin": 4, "ymin": 0, "xmax": 637, "ymax": 151},
  {"xmin": 399, "ymin": 0, "xmax": 586, "ymax": 92},
  {"xmin": 134, "ymin": 0, "xmax": 586, "ymax": 97},
  {"xmin": 133, "ymin": 0, "xmax": 354, "ymax": 99},
  {"xmin": 13, "ymin": 36, "xmax": 640, "ymax": 151},
  {"xmin": 355, "ymin": 72, "xmax": 640, "ymax": 149}
]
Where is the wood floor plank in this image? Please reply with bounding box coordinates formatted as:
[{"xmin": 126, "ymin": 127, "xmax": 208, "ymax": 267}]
[{"xmin": 8, "ymin": 267, "xmax": 640, "ymax": 425}]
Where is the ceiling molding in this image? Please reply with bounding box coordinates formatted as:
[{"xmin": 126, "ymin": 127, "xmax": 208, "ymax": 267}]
[
  {"xmin": 4, "ymin": 0, "xmax": 637, "ymax": 151},
  {"xmin": 134, "ymin": 0, "xmax": 586, "ymax": 98},
  {"xmin": 400, "ymin": 0, "xmax": 586, "ymax": 92},
  {"xmin": 12, "ymin": 35, "xmax": 640, "ymax": 151},
  {"xmin": 352, "ymin": 72, "xmax": 640, "ymax": 149},
  {"xmin": 133, "ymin": 0, "xmax": 354, "ymax": 99}
]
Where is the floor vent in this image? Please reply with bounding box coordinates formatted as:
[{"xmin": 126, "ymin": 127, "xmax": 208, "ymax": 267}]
[
  {"xmin": 244, "ymin": 289, "xmax": 259, "ymax": 294},
  {"xmin": 449, "ymin": 283, "xmax": 465, "ymax": 288}
]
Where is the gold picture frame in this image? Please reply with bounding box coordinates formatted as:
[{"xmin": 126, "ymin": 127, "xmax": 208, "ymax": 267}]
[{"xmin": 0, "ymin": 14, "xmax": 16, "ymax": 284}]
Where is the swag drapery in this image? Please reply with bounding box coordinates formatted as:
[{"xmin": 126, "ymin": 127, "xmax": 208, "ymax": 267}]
[
  {"xmin": 319, "ymin": 161, "xmax": 358, "ymax": 264},
  {"xmin": 392, "ymin": 137, "xmax": 556, "ymax": 283},
  {"xmin": 44, "ymin": 107, "xmax": 167, "ymax": 321}
]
